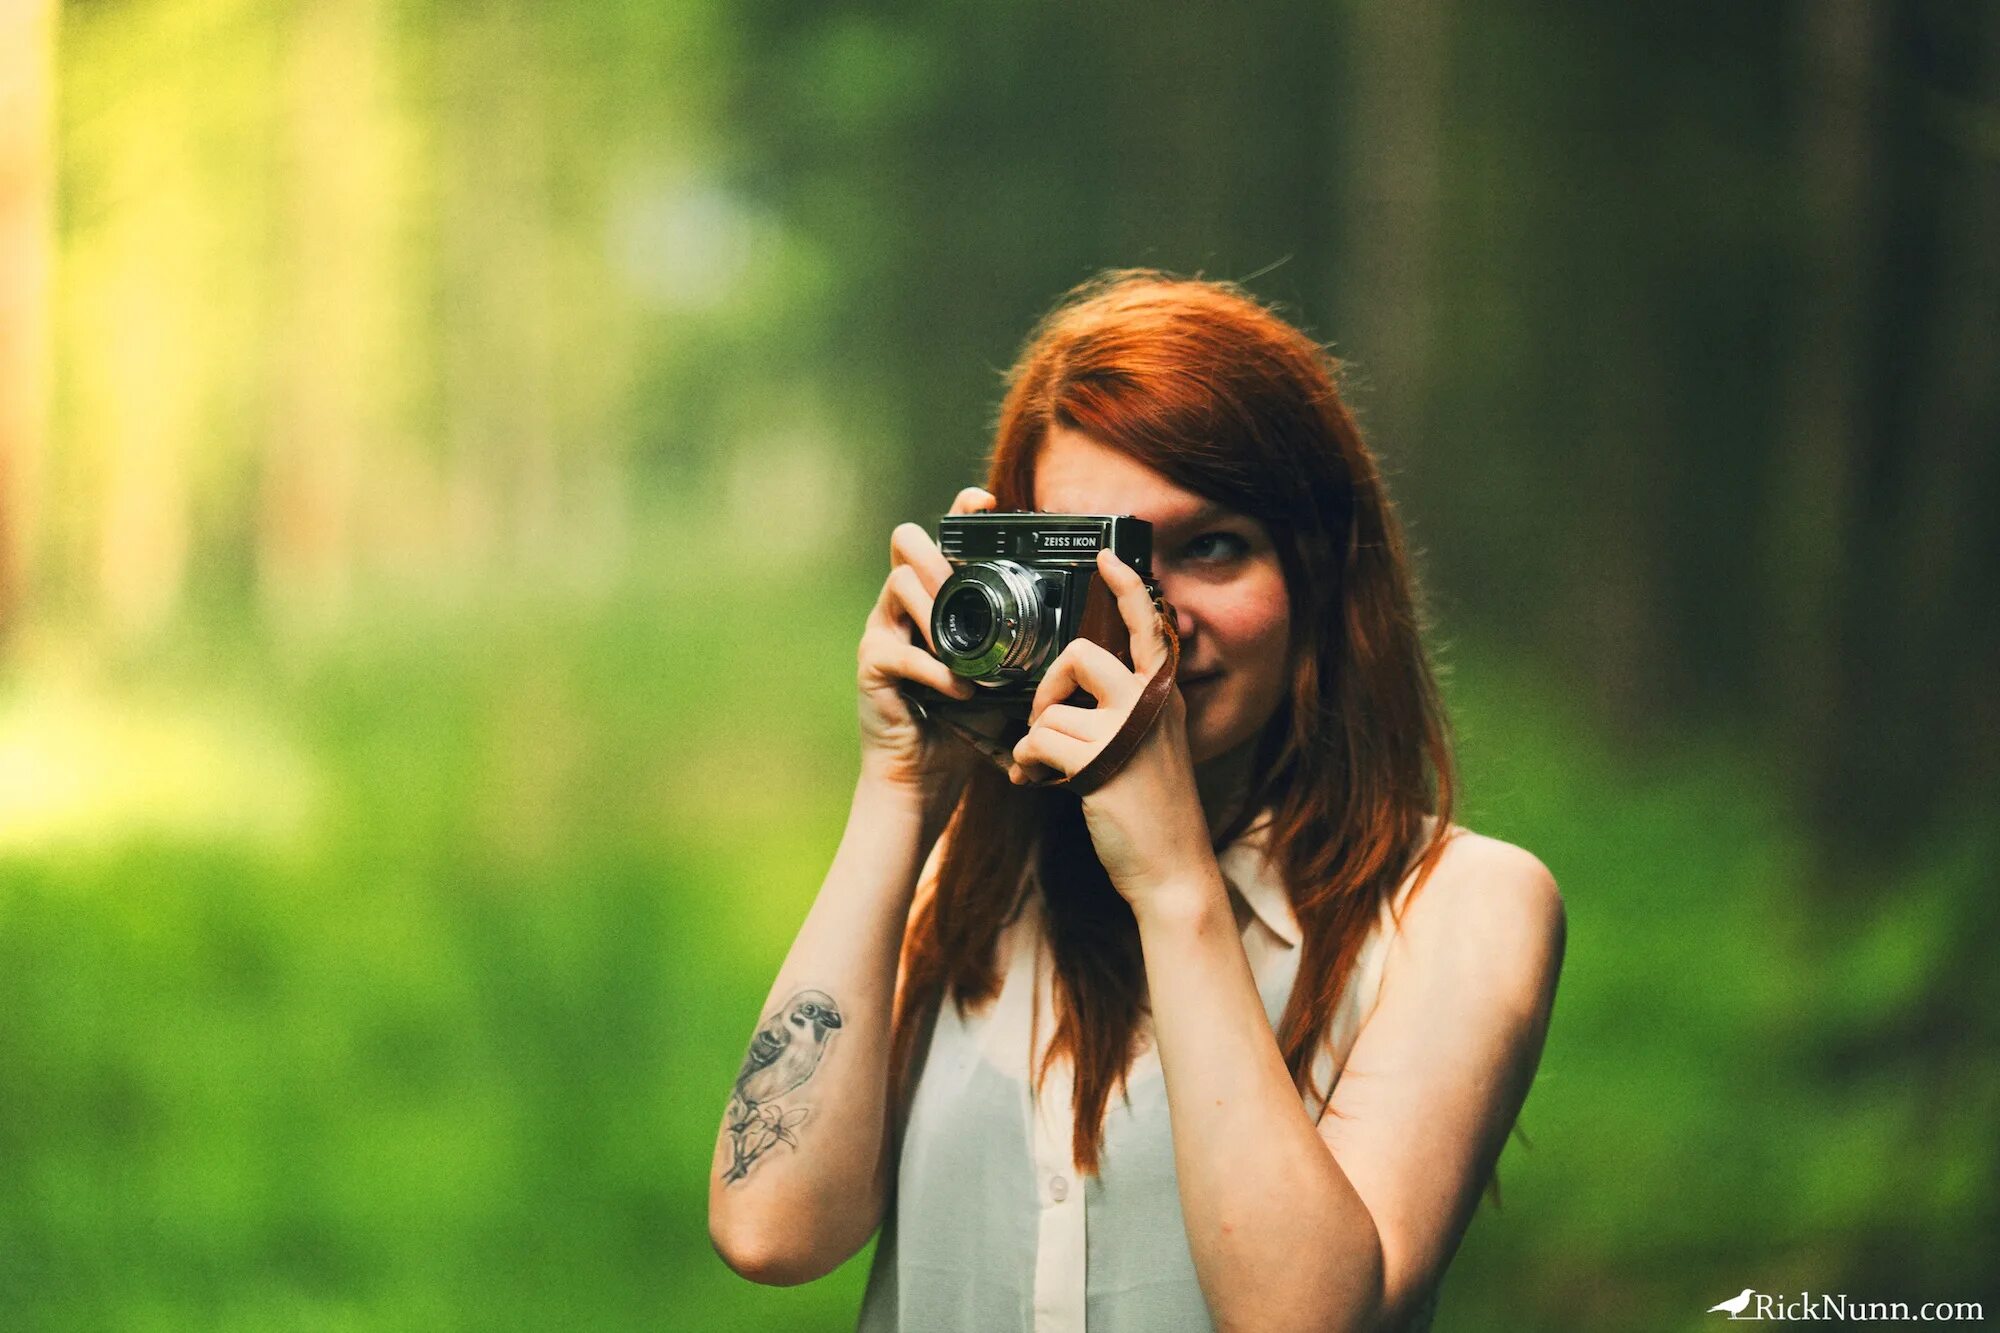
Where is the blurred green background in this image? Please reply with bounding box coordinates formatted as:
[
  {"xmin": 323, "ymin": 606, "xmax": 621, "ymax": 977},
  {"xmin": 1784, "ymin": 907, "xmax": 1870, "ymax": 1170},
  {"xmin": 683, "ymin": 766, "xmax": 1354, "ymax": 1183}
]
[{"xmin": 2, "ymin": 2, "xmax": 1996, "ymax": 1329}]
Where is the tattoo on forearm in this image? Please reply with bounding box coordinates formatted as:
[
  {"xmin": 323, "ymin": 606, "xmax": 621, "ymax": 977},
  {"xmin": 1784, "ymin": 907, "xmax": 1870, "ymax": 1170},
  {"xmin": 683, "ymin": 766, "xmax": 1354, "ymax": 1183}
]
[{"xmin": 722, "ymin": 988, "xmax": 845, "ymax": 1185}]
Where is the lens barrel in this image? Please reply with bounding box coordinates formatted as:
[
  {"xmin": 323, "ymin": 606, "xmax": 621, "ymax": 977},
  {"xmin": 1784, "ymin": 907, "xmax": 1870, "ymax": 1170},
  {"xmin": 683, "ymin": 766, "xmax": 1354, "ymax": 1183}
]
[
  {"xmin": 930, "ymin": 560, "xmax": 1053, "ymax": 680},
  {"xmin": 937, "ymin": 584, "xmax": 997, "ymax": 656}
]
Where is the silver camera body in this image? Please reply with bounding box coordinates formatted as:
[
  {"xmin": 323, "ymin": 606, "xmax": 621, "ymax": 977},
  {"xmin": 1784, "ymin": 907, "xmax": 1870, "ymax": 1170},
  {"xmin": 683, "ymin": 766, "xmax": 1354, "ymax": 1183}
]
[{"xmin": 928, "ymin": 512, "xmax": 1157, "ymax": 697}]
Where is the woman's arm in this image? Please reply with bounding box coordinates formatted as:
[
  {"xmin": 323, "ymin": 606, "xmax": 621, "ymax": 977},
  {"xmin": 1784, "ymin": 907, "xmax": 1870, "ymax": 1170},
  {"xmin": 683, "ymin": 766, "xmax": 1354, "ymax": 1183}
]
[
  {"xmin": 710, "ymin": 487, "xmax": 991, "ymax": 1284},
  {"xmin": 1135, "ymin": 832, "xmax": 1564, "ymax": 1332},
  {"xmin": 1009, "ymin": 552, "xmax": 1565, "ymax": 1327},
  {"xmin": 1315, "ymin": 834, "xmax": 1565, "ymax": 1324},
  {"xmin": 705, "ymin": 774, "xmax": 943, "ymax": 1286}
]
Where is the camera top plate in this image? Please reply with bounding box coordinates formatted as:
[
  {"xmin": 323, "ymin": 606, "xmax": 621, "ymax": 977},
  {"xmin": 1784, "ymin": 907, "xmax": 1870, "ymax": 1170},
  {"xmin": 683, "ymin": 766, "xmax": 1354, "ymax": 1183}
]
[{"xmin": 935, "ymin": 511, "xmax": 1153, "ymax": 574}]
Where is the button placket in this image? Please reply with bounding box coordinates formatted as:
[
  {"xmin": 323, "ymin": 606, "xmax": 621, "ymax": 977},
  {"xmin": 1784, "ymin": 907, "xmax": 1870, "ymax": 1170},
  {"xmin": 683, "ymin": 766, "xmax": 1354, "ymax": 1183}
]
[{"xmin": 1028, "ymin": 931, "xmax": 1086, "ymax": 1332}]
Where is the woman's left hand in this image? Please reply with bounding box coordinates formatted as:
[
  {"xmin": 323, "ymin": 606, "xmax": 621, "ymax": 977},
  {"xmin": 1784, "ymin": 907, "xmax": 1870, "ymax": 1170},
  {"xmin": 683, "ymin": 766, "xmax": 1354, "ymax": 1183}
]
[{"xmin": 1008, "ymin": 549, "xmax": 1221, "ymax": 916}]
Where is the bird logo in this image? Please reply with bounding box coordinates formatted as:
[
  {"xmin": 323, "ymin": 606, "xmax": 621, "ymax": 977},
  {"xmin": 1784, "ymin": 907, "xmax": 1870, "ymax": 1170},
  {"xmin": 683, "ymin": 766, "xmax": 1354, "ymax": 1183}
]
[
  {"xmin": 1707, "ymin": 1288, "xmax": 1756, "ymax": 1318},
  {"xmin": 722, "ymin": 989, "xmax": 845, "ymax": 1183}
]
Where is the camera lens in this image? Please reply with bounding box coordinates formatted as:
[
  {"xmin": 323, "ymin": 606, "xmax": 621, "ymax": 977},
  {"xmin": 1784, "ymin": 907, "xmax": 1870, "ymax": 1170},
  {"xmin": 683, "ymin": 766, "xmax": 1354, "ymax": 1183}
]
[
  {"xmin": 938, "ymin": 585, "xmax": 996, "ymax": 655},
  {"xmin": 930, "ymin": 559, "xmax": 1051, "ymax": 680}
]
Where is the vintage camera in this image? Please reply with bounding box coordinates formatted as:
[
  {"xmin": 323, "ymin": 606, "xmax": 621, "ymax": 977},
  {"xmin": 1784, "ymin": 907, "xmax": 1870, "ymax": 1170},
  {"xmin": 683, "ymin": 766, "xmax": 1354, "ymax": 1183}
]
[{"xmin": 922, "ymin": 512, "xmax": 1158, "ymax": 706}]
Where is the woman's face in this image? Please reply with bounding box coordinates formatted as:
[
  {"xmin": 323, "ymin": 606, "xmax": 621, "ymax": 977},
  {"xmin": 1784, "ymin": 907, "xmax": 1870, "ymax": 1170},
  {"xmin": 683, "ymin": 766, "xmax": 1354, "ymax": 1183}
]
[{"xmin": 1033, "ymin": 427, "xmax": 1292, "ymax": 767}]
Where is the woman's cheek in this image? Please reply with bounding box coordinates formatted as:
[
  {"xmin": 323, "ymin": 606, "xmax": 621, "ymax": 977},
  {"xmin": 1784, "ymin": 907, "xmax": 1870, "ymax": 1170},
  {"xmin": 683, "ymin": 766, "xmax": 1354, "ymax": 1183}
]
[
  {"xmin": 1178, "ymin": 565, "xmax": 1290, "ymax": 758},
  {"xmin": 1220, "ymin": 566, "xmax": 1289, "ymax": 652},
  {"xmin": 1232, "ymin": 569, "xmax": 1292, "ymax": 719}
]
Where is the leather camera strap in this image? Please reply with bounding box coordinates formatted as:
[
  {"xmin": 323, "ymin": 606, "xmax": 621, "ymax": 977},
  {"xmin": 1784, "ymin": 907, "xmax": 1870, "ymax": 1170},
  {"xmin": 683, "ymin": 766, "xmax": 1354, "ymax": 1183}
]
[{"xmin": 909, "ymin": 599, "xmax": 1181, "ymax": 798}]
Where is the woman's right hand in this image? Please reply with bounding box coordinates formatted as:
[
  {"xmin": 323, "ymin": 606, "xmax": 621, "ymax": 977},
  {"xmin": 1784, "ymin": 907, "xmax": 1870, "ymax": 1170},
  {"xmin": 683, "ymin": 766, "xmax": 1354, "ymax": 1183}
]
[{"xmin": 856, "ymin": 486, "xmax": 997, "ymax": 795}]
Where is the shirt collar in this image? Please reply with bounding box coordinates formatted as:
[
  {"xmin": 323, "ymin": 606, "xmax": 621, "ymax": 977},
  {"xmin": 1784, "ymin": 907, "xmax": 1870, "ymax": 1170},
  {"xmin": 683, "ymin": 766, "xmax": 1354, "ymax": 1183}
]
[{"xmin": 1216, "ymin": 807, "xmax": 1301, "ymax": 948}]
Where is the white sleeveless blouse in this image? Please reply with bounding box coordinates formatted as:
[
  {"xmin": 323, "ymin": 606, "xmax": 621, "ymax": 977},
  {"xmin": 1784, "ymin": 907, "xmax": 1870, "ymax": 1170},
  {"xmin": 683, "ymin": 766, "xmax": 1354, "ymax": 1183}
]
[{"xmin": 858, "ymin": 811, "xmax": 1423, "ymax": 1332}]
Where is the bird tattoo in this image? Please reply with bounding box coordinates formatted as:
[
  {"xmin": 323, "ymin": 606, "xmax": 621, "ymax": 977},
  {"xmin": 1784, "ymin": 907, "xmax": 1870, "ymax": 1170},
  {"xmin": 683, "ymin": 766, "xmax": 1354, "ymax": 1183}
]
[{"xmin": 722, "ymin": 989, "xmax": 845, "ymax": 1184}]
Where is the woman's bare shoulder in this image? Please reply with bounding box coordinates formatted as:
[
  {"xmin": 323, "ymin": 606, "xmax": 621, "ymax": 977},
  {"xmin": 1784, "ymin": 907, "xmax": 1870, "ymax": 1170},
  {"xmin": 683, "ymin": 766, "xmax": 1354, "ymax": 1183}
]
[{"xmin": 1396, "ymin": 823, "xmax": 1566, "ymax": 1001}]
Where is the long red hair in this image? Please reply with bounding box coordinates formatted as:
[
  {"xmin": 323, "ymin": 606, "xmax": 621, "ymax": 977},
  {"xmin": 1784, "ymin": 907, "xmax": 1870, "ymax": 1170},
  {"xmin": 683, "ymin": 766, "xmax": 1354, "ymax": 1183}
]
[{"xmin": 890, "ymin": 271, "xmax": 1457, "ymax": 1174}]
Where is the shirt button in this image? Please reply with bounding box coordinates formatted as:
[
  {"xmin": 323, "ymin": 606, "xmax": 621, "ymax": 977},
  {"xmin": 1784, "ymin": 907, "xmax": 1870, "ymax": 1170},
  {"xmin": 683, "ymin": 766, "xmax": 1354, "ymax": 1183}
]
[{"xmin": 1049, "ymin": 1175, "xmax": 1069, "ymax": 1203}]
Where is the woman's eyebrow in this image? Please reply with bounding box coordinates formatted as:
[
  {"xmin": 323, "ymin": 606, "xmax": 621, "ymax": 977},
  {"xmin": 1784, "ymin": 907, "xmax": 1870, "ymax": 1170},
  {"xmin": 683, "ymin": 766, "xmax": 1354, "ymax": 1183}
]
[{"xmin": 1157, "ymin": 501, "xmax": 1236, "ymax": 535}]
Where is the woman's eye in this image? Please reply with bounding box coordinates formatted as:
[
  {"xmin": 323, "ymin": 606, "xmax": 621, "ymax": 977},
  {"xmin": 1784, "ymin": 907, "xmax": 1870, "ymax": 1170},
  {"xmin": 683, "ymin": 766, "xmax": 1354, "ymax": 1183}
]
[{"xmin": 1182, "ymin": 532, "xmax": 1248, "ymax": 563}]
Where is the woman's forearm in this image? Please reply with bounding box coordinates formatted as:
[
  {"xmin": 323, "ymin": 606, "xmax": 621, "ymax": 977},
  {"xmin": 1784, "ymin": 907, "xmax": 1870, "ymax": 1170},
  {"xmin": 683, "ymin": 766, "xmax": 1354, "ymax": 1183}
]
[
  {"xmin": 706, "ymin": 774, "xmax": 934, "ymax": 1285},
  {"xmin": 1136, "ymin": 871, "xmax": 1385, "ymax": 1333}
]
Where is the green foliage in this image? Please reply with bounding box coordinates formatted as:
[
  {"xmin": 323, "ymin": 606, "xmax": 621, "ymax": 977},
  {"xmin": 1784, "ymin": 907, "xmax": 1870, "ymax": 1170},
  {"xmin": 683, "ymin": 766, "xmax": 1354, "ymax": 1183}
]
[
  {"xmin": 14, "ymin": 0, "xmax": 1994, "ymax": 1327},
  {"xmin": 0, "ymin": 579, "xmax": 871, "ymax": 1329},
  {"xmin": 2, "ymin": 581, "xmax": 1989, "ymax": 1329},
  {"xmin": 1439, "ymin": 658, "xmax": 1999, "ymax": 1329}
]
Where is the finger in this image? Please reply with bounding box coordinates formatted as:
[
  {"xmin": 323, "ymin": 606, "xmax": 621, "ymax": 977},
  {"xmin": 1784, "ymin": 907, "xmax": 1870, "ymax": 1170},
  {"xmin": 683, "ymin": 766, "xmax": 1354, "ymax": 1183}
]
[
  {"xmin": 1096, "ymin": 549, "xmax": 1168, "ymax": 675},
  {"xmin": 864, "ymin": 634, "xmax": 976, "ymax": 698},
  {"xmin": 863, "ymin": 563, "xmax": 929, "ymax": 640},
  {"xmin": 1009, "ymin": 757, "xmax": 1056, "ymax": 785},
  {"xmin": 946, "ymin": 487, "xmax": 997, "ymax": 516},
  {"xmin": 1032, "ymin": 702, "xmax": 1110, "ymax": 743},
  {"xmin": 864, "ymin": 568, "xmax": 903, "ymax": 636},
  {"xmin": 1029, "ymin": 637, "xmax": 1136, "ymax": 720},
  {"xmin": 1010, "ymin": 726, "xmax": 1097, "ymax": 783},
  {"xmin": 889, "ymin": 522, "xmax": 954, "ymax": 596},
  {"xmin": 882, "ymin": 564, "xmax": 937, "ymax": 650}
]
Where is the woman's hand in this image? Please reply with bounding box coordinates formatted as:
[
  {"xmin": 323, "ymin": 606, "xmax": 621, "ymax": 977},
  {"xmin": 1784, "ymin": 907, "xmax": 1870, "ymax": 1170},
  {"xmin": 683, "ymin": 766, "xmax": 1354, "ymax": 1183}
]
[
  {"xmin": 856, "ymin": 486, "xmax": 996, "ymax": 797},
  {"xmin": 1007, "ymin": 549, "xmax": 1221, "ymax": 914}
]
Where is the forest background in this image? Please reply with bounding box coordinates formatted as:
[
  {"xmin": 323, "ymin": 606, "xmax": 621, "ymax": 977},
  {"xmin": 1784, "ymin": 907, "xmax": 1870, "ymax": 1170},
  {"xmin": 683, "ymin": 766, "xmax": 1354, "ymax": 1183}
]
[{"xmin": 0, "ymin": 2, "xmax": 1994, "ymax": 1329}]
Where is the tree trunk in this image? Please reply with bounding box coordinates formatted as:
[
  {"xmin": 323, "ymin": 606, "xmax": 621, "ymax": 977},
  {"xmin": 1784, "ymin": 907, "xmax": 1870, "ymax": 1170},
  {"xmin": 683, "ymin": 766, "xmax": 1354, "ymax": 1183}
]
[
  {"xmin": 1787, "ymin": 0, "xmax": 2000, "ymax": 870},
  {"xmin": 1336, "ymin": 0, "xmax": 1445, "ymax": 463},
  {"xmin": 0, "ymin": 0, "xmax": 57, "ymax": 636},
  {"xmin": 260, "ymin": 0, "xmax": 398, "ymax": 623},
  {"xmin": 1770, "ymin": 0, "xmax": 1878, "ymax": 854}
]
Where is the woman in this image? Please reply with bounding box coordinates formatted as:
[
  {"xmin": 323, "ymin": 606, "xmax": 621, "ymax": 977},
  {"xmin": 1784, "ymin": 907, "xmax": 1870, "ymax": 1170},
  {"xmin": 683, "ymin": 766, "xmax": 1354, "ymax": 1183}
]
[{"xmin": 708, "ymin": 271, "xmax": 1565, "ymax": 1331}]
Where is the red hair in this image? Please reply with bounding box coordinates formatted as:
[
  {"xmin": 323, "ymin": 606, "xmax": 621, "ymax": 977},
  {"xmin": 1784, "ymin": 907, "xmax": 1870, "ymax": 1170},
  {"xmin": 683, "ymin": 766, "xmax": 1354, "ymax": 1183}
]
[{"xmin": 890, "ymin": 271, "xmax": 1457, "ymax": 1173}]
